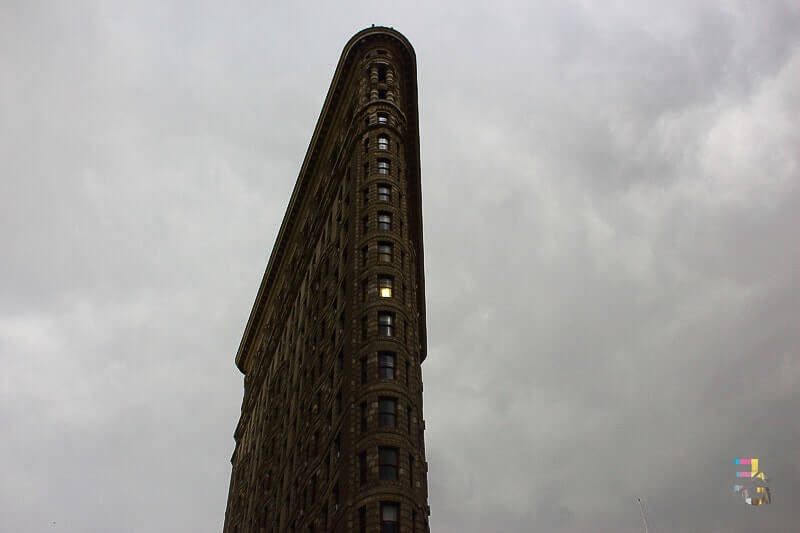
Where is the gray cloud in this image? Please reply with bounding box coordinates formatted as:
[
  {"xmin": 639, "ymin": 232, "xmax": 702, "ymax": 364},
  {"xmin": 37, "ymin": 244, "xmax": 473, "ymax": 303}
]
[{"xmin": 1, "ymin": 1, "xmax": 798, "ymax": 532}]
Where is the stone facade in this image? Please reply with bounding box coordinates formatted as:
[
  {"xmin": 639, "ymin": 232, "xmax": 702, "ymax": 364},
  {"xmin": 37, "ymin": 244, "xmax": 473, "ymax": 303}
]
[{"xmin": 223, "ymin": 27, "xmax": 430, "ymax": 533}]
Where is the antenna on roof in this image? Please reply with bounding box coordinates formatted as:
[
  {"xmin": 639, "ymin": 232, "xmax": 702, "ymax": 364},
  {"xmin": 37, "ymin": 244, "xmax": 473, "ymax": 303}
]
[{"xmin": 636, "ymin": 497, "xmax": 649, "ymax": 533}]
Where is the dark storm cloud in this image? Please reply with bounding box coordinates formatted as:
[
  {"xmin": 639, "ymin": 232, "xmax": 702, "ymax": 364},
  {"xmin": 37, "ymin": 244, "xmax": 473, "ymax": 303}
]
[{"xmin": 1, "ymin": 1, "xmax": 798, "ymax": 532}]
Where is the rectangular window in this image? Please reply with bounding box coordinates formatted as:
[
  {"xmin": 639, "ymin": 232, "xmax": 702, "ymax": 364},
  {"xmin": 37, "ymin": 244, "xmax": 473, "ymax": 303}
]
[
  {"xmin": 380, "ymin": 502, "xmax": 399, "ymax": 533},
  {"xmin": 359, "ymin": 506, "xmax": 367, "ymax": 533},
  {"xmin": 377, "ymin": 184, "xmax": 391, "ymax": 202},
  {"xmin": 412, "ymin": 511, "xmax": 417, "ymax": 533},
  {"xmin": 361, "ymin": 317, "xmax": 368, "ymax": 340},
  {"xmin": 363, "ymin": 162, "xmax": 369, "ymax": 178},
  {"xmin": 377, "ymin": 212, "xmax": 392, "ymax": 231},
  {"xmin": 361, "ymin": 401, "xmax": 368, "ymax": 432},
  {"xmin": 379, "ymin": 447, "xmax": 398, "ymax": 480},
  {"xmin": 361, "ymin": 356, "xmax": 368, "ymax": 385},
  {"xmin": 377, "ymin": 135, "xmax": 389, "ymax": 151},
  {"xmin": 378, "ymin": 312, "xmax": 394, "ymax": 336},
  {"xmin": 363, "ymin": 187, "xmax": 369, "ymax": 205},
  {"xmin": 405, "ymin": 361, "xmax": 410, "ymax": 386},
  {"xmin": 379, "ymin": 397, "xmax": 397, "ymax": 428},
  {"xmin": 378, "ymin": 276, "xmax": 393, "ymax": 298},
  {"xmin": 359, "ymin": 451, "xmax": 367, "ymax": 484},
  {"xmin": 379, "ymin": 352, "xmax": 396, "ymax": 379},
  {"xmin": 407, "ymin": 406, "xmax": 412, "ymax": 434},
  {"xmin": 378, "ymin": 242, "xmax": 393, "ymax": 263},
  {"xmin": 362, "ymin": 279, "xmax": 369, "ymax": 302},
  {"xmin": 363, "ymin": 215, "xmax": 369, "ymax": 233},
  {"xmin": 377, "ymin": 159, "xmax": 390, "ymax": 175},
  {"xmin": 377, "ymin": 112, "xmax": 388, "ymax": 124},
  {"xmin": 362, "ymin": 245, "xmax": 369, "ymax": 267},
  {"xmin": 409, "ymin": 454, "xmax": 414, "ymax": 487}
]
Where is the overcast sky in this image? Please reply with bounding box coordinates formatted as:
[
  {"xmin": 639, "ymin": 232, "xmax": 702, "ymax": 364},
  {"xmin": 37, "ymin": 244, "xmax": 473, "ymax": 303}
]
[{"xmin": 1, "ymin": 2, "xmax": 798, "ymax": 532}]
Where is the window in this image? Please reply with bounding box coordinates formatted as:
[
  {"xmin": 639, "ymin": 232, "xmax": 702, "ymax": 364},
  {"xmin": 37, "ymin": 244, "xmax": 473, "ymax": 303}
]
[
  {"xmin": 379, "ymin": 352, "xmax": 396, "ymax": 379},
  {"xmin": 378, "ymin": 276, "xmax": 393, "ymax": 298},
  {"xmin": 378, "ymin": 88, "xmax": 387, "ymax": 99},
  {"xmin": 377, "ymin": 184, "xmax": 391, "ymax": 202},
  {"xmin": 362, "ymin": 245, "xmax": 368, "ymax": 267},
  {"xmin": 379, "ymin": 397, "xmax": 397, "ymax": 428},
  {"xmin": 378, "ymin": 242, "xmax": 393, "ymax": 263},
  {"xmin": 378, "ymin": 312, "xmax": 394, "ymax": 336},
  {"xmin": 364, "ymin": 137, "xmax": 369, "ymax": 153},
  {"xmin": 377, "ymin": 212, "xmax": 392, "ymax": 231},
  {"xmin": 363, "ymin": 215, "xmax": 369, "ymax": 233},
  {"xmin": 412, "ymin": 511, "xmax": 417, "ymax": 533},
  {"xmin": 381, "ymin": 502, "xmax": 399, "ymax": 533},
  {"xmin": 377, "ymin": 159, "xmax": 390, "ymax": 175},
  {"xmin": 409, "ymin": 454, "xmax": 414, "ymax": 487},
  {"xmin": 377, "ymin": 112, "xmax": 388, "ymax": 124},
  {"xmin": 363, "ymin": 162, "xmax": 369, "ymax": 178},
  {"xmin": 359, "ymin": 451, "xmax": 367, "ymax": 484},
  {"xmin": 363, "ymin": 187, "xmax": 369, "ymax": 205},
  {"xmin": 361, "ymin": 356, "xmax": 367, "ymax": 384},
  {"xmin": 405, "ymin": 361, "xmax": 410, "ymax": 386},
  {"xmin": 379, "ymin": 447, "xmax": 398, "ymax": 480},
  {"xmin": 359, "ymin": 506, "xmax": 367, "ymax": 533},
  {"xmin": 361, "ymin": 317, "xmax": 368, "ymax": 340},
  {"xmin": 378, "ymin": 65, "xmax": 387, "ymax": 82},
  {"xmin": 407, "ymin": 406, "xmax": 412, "ymax": 434},
  {"xmin": 362, "ymin": 279, "xmax": 369, "ymax": 302},
  {"xmin": 361, "ymin": 402, "xmax": 368, "ymax": 432},
  {"xmin": 377, "ymin": 135, "xmax": 389, "ymax": 151},
  {"xmin": 333, "ymin": 483, "xmax": 340, "ymax": 511}
]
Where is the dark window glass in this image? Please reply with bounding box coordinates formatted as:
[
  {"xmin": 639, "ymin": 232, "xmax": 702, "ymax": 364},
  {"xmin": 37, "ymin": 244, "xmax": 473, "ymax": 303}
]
[
  {"xmin": 409, "ymin": 454, "xmax": 414, "ymax": 487},
  {"xmin": 361, "ymin": 356, "xmax": 368, "ymax": 384},
  {"xmin": 363, "ymin": 215, "xmax": 369, "ymax": 233},
  {"xmin": 378, "ymin": 65, "xmax": 387, "ymax": 82},
  {"xmin": 379, "ymin": 447, "xmax": 398, "ymax": 480},
  {"xmin": 379, "ymin": 352, "xmax": 396, "ymax": 379},
  {"xmin": 362, "ymin": 245, "xmax": 368, "ymax": 267},
  {"xmin": 378, "ymin": 88, "xmax": 387, "ymax": 99},
  {"xmin": 377, "ymin": 212, "xmax": 391, "ymax": 230},
  {"xmin": 378, "ymin": 312, "xmax": 394, "ymax": 336},
  {"xmin": 362, "ymin": 279, "xmax": 369, "ymax": 302},
  {"xmin": 377, "ymin": 184, "xmax": 391, "ymax": 202},
  {"xmin": 361, "ymin": 402, "xmax": 368, "ymax": 432},
  {"xmin": 378, "ymin": 242, "xmax": 393, "ymax": 263},
  {"xmin": 359, "ymin": 451, "xmax": 367, "ymax": 484},
  {"xmin": 379, "ymin": 397, "xmax": 397, "ymax": 428},
  {"xmin": 380, "ymin": 502, "xmax": 399, "ymax": 533},
  {"xmin": 360, "ymin": 506, "xmax": 367, "ymax": 533},
  {"xmin": 361, "ymin": 317, "xmax": 368, "ymax": 340}
]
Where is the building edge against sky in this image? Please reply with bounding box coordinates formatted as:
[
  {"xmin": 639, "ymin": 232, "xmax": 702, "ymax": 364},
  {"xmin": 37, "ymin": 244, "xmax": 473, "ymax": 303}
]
[{"xmin": 223, "ymin": 27, "xmax": 430, "ymax": 533}]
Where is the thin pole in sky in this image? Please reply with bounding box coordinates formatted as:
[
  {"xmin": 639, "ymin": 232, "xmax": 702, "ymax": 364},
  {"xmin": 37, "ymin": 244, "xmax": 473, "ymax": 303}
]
[{"xmin": 636, "ymin": 497, "xmax": 650, "ymax": 533}]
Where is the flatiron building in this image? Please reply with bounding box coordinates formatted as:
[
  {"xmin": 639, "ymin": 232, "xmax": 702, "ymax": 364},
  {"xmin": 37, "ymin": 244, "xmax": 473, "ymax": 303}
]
[{"xmin": 223, "ymin": 27, "xmax": 430, "ymax": 533}]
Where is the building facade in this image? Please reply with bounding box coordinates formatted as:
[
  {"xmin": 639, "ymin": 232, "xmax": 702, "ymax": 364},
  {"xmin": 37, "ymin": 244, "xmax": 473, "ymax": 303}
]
[{"xmin": 223, "ymin": 27, "xmax": 430, "ymax": 533}]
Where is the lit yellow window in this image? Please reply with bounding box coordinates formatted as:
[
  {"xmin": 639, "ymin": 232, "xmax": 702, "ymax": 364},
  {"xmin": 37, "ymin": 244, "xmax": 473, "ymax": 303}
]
[{"xmin": 379, "ymin": 276, "xmax": 393, "ymax": 298}]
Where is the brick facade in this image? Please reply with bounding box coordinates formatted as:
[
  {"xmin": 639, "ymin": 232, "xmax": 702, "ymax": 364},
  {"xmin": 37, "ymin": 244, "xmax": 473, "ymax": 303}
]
[{"xmin": 223, "ymin": 27, "xmax": 430, "ymax": 533}]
